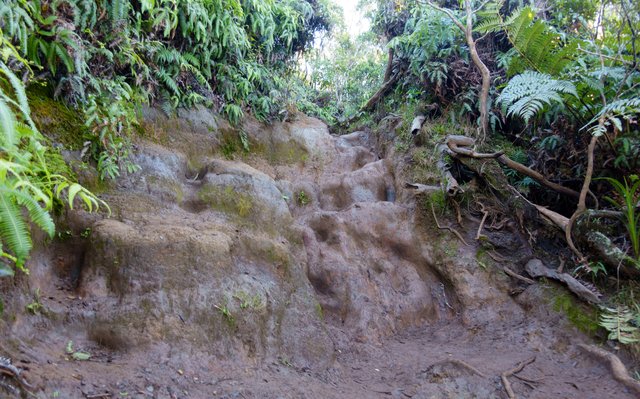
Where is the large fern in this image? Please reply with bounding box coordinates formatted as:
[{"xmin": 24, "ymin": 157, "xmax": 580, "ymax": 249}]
[
  {"xmin": 0, "ymin": 189, "xmax": 32, "ymax": 270},
  {"xmin": 476, "ymin": 7, "xmax": 577, "ymax": 76},
  {"xmin": 497, "ymin": 71, "xmax": 578, "ymax": 123}
]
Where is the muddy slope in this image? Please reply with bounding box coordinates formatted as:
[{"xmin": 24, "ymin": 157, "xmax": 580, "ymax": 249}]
[{"xmin": 0, "ymin": 107, "xmax": 635, "ymax": 398}]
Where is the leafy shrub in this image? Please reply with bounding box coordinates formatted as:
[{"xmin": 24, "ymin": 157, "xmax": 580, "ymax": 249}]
[
  {"xmin": 0, "ymin": 60, "xmax": 107, "ymax": 275},
  {"xmin": 1, "ymin": 0, "xmax": 336, "ymax": 176}
]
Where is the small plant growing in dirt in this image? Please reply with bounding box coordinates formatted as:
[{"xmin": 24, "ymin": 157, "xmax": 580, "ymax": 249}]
[
  {"xmin": 57, "ymin": 230, "xmax": 73, "ymax": 240},
  {"xmin": 297, "ymin": 190, "xmax": 310, "ymax": 206},
  {"xmin": 214, "ymin": 304, "xmax": 235, "ymax": 327},
  {"xmin": 575, "ymin": 261, "xmax": 607, "ymax": 282},
  {"xmin": 599, "ymin": 175, "xmax": 640, "ymax": 264},
  {"xmin": 25, "ymin": 289, "xmax": 43, "ymax": 315},
  {"xmin": 236, "ymin": 196, "xmax": 253, "ymax": 217},
  {"xmin": 233, "ymin": 291, "xmax": 263, "ymax": 310},
  {"xmin": 278, "ymin": 356, "xmax": 293, "ymax": 367},
  {"xmin": 65, "ymin": 340, "xmax": 91, "ymax": 361}
]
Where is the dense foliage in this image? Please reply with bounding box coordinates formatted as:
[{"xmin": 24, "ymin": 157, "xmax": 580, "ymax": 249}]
[
  {"xmin": 306, "ymin": 31, "xmax": 386, "ymax": 123},
  {"xmin": 0, "ymin": 0, "xmax": 337, "ymax": 273},
  {"xmin": 1, "ymin": 0, "xmax": 336, "ymax": 177},
  {"xmin": 0, "ymin": 39, "xmax": 106, "ymax": 275}
]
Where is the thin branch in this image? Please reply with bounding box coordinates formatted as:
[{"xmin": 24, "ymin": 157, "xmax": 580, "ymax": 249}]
[
  {"xmin": 431, "ymin": 203, "xmax": 470, "ymax": 246},
  {"xmin": 421, "ymin": 0, "xmax": 466, "ymax": 32},
  {"xmin": 476, "ymin": 203, "xmax": 489, "ymax": 240},
  {"xmin": 473, "ymin": 0, "xmax": 493, "ymax": 13},
  {"xmin": 503, "ymin": 267, "xmax": 536, "ymax": 285},
  {"xmin": 576, "ymin": 46, "xmax": 634, "ymax": 66}
]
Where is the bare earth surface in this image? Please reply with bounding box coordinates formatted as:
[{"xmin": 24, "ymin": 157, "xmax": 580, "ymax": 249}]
[{"xmin": 0, "ymin": 109, "xmax": 636, "ymax": 398}]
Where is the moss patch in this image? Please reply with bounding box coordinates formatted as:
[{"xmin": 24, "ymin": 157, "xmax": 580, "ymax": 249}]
[
  {"xmin": 552, "ymin": 291, "xmax": 601, "ymax": 336},
  {"xmin": 267, "ymin": 140, "xmax": 308, "ymax": 165},
  {"xmin": 27, "ymin": 84, "xmax": 89, "ymax": 150},
  {"xmin": 198, "ymin": 185, "xmax": 254, "ymax": 218}
]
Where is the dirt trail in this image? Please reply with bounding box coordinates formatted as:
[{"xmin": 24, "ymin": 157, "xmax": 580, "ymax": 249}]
[{"xmin": 0, "ymin": 110, "xmax": 636, "ymax": 398}]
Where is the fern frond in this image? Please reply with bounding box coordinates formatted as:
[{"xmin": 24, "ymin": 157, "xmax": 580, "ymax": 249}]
[
  {"xmin": 474, "ymin": 16, "xmax": 503, "ymax": 34},
  {"xmin": 583, "ymin": 98, "xmax": 640, "ymax": 135},
  {"xmin": 502, "ymin": 7, "xmax": 575, "ymax": 75},
  {"xmin": 0, "ymin": 62, "xmax": 35, "ymax": 130},
  {"xmin": 0, "ymin": 98, "xmax": 17, "ymax": 149},
  {"xmin": 6, "ymin": 188, "xmax": 55, "ymax": 237},
  {"xmin": 497, "ymin": 71, "xmax": 577, "ymax": 123},
  {"xmin": 0, "ymin": 191, "xmax": 32, "ymax": 268},
  {"xmin": 600, "ymin": 306, "xmax": 640, "ymax": 344}
]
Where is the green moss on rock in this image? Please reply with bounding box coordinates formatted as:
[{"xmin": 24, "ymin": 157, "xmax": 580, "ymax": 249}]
[
  {"xmin": 27, "ymin": 85, "xmax": 89, "ymax": 150},
  {"xmin": 552, "ymin": 291, "xmax": 601, "ymax": 336},
  {"xmin": 198, "ymin": 185, "xmax": 254, "ymax": 218}
]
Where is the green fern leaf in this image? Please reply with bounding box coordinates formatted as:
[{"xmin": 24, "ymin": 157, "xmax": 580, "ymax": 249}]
[
  {"xmin": 0, "ymin": 98, "xmax": 17, "ymax": 149},
  {"xmin": 497, "ymin": 71, "xmax": 577, "ymax": 123},
  {"xmin": 600, "ymin": 307, "xmax": 640, "ymax": 344},
  {"xmin": 0, "ymin": 191, "xmax": 32, "ymax": 267},
  {"xmin": 6, "ymin": 188, "xmax": 55, "ymax": 237},
  {"xmin": 0, "ymin": 62, "xmax": 35, "ymax": 130}
]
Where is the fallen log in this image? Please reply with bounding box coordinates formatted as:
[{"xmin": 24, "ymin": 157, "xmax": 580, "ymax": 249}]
[
  {"xmin": 361, "ymin": 72, "xmax": 402, "ymax": 112},
  {"xmin": 583, "ymin": 231, "xmax": 640, "ymax": 278},
  {"xmin": 525, "ymin": 259, "xmax": 601, "ymax": 303}
]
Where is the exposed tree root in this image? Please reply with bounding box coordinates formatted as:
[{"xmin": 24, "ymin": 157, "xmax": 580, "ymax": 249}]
[
  {"xmin": 487, "ymin": 251, "xmax": 507, "ymax": 263},
  {"xmin": 503, "ymin": 267, "xmax": 535, "ymax": 285},
  {"xmin": 0, "ymin": 357, "xmax": 34, "ymax": 395},
  {"xmin": 431, "ymin": 203, "xmax": 469, "ymax": 246},
  {"xmin": 439, "ymin": 135, "xmax": 635, "ymax": 288},
  {"xmin": 405, "ymin": 182, "xmax": 442, "ymax": 195},
  {"xmin": 475, "ymin": 202, "xmax": 489, "ymax": 240},
  {"xmin": 513, "ymin": 373, "xmax": 544, "ymax": 384},
  {"xmin": 501, "ymin": 356, "xmax": 536, "ymax": 399},
  {"xmin": 578, "ymin": 344, "xmax": 640, "ymax": 395},
  {"xmin": 437, "ymin": 143, "xmax": 462, "ymax": 196},
  {"xmin": 444, "ymin": 135, "xmax": 580, "ymax": 199},
  {"xmin": 566, "ymin": 135, "xmax": 599, "ymax": 263}
]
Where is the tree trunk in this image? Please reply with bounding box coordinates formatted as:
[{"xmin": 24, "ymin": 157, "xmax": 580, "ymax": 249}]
[
  {"xmin": 360, "ymin": 72, "xmax": 401, "ymax": 112},
  {"xmin": 464, "ymin": 0, "xmax": 491, "ymax": 140},
  {"xmin": 383, "ymin": 48, "xmax": 395, "ymax": 82}
]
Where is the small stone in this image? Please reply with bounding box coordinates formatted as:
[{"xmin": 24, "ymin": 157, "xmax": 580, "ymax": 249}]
[{"xmin": 146, "ymin": 386, "xmax": 154, "ymax": 393}]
